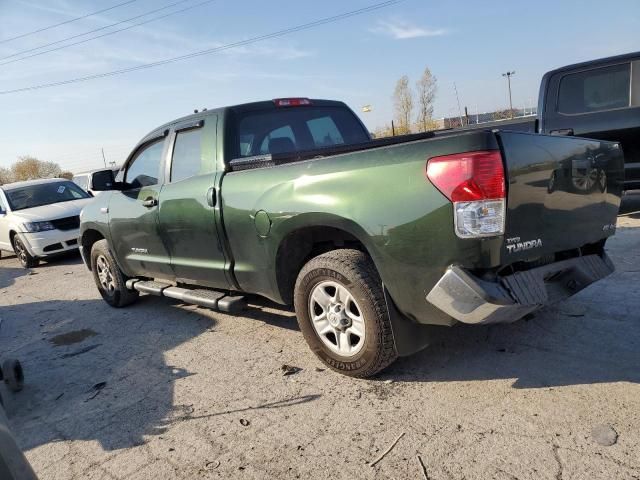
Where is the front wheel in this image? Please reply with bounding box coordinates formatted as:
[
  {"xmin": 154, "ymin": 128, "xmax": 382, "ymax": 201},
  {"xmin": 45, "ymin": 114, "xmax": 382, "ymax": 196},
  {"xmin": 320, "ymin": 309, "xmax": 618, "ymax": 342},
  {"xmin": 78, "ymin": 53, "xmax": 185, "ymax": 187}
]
[
  {"xmin": 90, "ymin": 239, "xmax": 139, "ymax": 308},
  {"xmin": 13, "ymin": 236, "xmax": 39, "ymax": 269},
  {"xmin": 294, "ymin": 249, "xmax": 397, "ymax": 378}
]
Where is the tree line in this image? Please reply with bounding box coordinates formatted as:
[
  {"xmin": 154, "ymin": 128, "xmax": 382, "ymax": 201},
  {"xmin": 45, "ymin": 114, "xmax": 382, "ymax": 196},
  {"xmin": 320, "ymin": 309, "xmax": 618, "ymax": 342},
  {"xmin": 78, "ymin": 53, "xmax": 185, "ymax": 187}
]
[{"xmin": 0, "ymin": 156, "xmax": 73, "ymax": 185}]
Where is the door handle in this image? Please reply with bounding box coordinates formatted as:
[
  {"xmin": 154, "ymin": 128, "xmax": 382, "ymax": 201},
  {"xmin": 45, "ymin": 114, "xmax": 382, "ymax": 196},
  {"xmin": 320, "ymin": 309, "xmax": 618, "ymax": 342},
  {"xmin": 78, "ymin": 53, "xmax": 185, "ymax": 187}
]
[
  {"xmin": 206, "ymin": 187, "xmax": 216, "ymax": 207},
  {"xmin": 142, "ymin": 197, "xmax": 158, "ymax": 208},
  {"xmin": 549, "ymin": 128, "xmax": 574, "ymax": 136}
]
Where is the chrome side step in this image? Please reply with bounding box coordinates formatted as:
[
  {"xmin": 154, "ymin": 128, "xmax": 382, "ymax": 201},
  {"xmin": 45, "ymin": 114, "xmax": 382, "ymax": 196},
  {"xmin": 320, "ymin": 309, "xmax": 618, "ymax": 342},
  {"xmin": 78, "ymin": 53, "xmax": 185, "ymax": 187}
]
[{"xmin": 126, "ymin": 279, "xmax": 246, "ymax": 313}]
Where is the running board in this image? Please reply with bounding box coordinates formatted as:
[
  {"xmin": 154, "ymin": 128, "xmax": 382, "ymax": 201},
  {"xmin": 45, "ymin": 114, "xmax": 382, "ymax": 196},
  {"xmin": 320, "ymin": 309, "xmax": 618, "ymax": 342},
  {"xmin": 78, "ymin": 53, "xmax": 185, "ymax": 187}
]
[{"xmin": 125, "ymin": 279, "xmax": 246, "ymax": 313}]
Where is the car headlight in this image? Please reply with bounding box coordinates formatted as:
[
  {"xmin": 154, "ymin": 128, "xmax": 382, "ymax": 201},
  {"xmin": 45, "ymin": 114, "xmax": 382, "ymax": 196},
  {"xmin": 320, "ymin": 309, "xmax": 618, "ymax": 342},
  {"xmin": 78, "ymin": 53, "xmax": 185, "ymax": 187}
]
[{"xmin": 22, "ymin": 221, "xmax": 56, "ymax": 233}]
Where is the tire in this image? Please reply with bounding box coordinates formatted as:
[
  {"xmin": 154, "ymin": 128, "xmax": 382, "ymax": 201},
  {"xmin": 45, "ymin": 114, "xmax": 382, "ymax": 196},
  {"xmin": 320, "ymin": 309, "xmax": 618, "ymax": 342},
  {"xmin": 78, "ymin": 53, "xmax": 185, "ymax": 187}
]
[
  {"xmin": 294, "ymin": 249, "xmax": 397, "ymax": 378},
  {"xmin": 90, "ymin": 239, "xmax": 139, "ymax": 308},
  {"xmin": 12, "ymin": 236, "xmax": 39, "ymax": 269},
  {"xmin": 2, "ymin": 359, "xmax": 24, "ymax": 393}
]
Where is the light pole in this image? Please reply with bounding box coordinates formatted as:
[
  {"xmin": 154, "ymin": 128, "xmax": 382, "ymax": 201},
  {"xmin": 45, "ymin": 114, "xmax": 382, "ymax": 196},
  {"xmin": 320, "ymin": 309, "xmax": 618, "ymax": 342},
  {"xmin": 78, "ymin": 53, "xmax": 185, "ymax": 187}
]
[{"xmin": 502, "ymin": 71, "xmax": 516, "ymax": 118}]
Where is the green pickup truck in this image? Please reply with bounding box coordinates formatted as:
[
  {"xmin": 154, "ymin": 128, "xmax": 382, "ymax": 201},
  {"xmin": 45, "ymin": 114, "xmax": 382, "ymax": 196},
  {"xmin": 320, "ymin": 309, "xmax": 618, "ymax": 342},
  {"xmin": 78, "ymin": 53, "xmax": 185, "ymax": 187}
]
[{"xmin": 79, "ymin": 98, "xmax": 624, "ymax": 377}]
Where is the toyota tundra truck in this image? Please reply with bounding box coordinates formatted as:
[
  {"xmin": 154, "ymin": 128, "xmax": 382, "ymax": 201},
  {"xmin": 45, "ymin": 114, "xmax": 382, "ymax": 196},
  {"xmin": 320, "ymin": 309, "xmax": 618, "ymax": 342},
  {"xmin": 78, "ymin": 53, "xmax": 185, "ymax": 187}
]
[{"xmin": 79, "ymin": 98, "xmax": 624, "ymax": 377}]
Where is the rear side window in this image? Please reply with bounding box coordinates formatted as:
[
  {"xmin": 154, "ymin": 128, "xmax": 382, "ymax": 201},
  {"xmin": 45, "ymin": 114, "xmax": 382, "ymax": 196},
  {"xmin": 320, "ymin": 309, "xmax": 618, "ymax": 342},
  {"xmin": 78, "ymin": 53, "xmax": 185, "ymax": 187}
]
[
  {"xmin": 125, "ymin": 139, "xmax": 164, "ymax": 188},
  {"xmin": 236, "ymin": 106, "xmax": 369, "ymax": 157},
  {"xmin": 171, "ymin": 128, "xmax": 203, "ymax": 183},
  {"xmin": 558, "ymin": 63, "xmax": 631, "ymax": 114}
]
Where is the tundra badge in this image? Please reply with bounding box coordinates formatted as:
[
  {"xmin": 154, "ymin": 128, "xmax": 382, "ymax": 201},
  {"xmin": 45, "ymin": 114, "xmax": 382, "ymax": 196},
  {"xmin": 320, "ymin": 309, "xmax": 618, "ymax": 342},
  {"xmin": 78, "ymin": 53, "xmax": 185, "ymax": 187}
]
[{"xmin": 506, "ymin": 237, "xmax": 543, "ymax": 254}]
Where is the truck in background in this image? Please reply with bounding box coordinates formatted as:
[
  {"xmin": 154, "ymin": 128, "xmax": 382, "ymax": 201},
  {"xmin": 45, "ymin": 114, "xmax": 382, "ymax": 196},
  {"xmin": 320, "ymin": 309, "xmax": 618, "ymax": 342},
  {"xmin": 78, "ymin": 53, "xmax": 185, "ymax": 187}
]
[{"xmin": 460, "ymin": 51, "xmax": 640, "ymax": 190}]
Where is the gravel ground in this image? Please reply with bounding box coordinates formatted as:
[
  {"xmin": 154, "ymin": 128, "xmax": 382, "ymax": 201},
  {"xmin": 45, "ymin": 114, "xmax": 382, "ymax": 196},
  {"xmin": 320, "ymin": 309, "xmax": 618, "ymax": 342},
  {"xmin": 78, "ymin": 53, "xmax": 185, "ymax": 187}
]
[{"xmin": 1, "ymin": 196, "xmax": 639, "ymax": 480}]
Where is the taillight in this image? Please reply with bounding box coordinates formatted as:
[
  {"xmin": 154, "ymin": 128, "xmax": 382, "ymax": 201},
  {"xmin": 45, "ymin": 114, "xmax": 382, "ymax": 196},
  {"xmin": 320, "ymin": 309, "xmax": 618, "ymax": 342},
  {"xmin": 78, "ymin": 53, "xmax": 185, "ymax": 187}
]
[
  {"xmin": 273, "ymin": 98, "xmax": 312, "ymax": 107},
  {"xmin": 426, "ymin": 150, "xmax": 506, "ymax": 238}
]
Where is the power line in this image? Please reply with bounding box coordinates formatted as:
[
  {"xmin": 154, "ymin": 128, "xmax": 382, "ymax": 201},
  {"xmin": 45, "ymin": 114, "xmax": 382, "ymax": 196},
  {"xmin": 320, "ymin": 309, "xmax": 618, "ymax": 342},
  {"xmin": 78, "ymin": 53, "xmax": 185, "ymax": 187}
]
[
  {"xmin": 0, "ymin": 0, "xmax": 204, "ymax": 64},
  {"xmin": 0, "ymin": 0, "xmax": 138, "ymax": 45},
  {"xmin": 0, "ymin": 0, "xmax": 403, "ymax": 96}
]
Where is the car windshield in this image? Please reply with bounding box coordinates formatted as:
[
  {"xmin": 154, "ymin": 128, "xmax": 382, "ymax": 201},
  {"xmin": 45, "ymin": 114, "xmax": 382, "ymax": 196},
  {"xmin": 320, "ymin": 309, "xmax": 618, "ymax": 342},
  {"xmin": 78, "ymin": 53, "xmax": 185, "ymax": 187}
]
[{"xmin": 5, "ymin": 181, "xmax": 90, "ymax": 211}]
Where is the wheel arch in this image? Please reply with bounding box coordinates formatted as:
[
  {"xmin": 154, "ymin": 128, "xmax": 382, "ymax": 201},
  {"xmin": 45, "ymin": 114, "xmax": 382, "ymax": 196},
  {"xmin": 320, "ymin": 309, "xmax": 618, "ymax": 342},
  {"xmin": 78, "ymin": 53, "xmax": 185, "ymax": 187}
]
[
  {"xmin": 273, "ymin": 215, "xmax": 381, "ymax": 305},
  {"xmin": 79, "ymin": 228, "xmax": 106, "ymax": 271}
]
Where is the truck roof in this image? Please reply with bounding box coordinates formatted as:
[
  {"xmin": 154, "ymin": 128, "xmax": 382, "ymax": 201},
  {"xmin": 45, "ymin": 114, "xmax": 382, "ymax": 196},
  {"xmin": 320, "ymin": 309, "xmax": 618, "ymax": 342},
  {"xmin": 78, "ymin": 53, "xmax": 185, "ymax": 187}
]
[
  {"xmin": 138, "ymin": 98, "xmax": 349, "ymax": 145},
  {"xmin": 542, "ymin": 50, "xmax": 640, "ymax": 78}
]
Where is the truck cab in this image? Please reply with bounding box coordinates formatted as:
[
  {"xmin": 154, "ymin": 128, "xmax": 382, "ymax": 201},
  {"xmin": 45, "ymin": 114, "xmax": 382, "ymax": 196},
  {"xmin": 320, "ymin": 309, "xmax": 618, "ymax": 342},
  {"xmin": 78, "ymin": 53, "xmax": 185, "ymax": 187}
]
[{"xmin": 537, "ymin": 52, "xmax": 640, "ymax": 190}]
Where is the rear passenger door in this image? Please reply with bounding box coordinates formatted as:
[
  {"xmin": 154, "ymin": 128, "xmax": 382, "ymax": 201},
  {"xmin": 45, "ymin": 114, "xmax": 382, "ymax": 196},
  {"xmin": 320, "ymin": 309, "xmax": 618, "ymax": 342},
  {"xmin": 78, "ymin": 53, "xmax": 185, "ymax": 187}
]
[{"xmin": 157, "ymin": 115, "xmax": 230, "ymax": 289}]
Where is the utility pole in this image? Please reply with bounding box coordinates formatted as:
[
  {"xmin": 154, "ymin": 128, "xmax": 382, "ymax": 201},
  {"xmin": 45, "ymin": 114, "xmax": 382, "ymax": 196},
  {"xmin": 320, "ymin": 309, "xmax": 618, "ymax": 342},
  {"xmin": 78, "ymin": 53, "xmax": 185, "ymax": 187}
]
[
  {"xmin": 453, "ymin": 82, "xmax": 464, "ymax": 127},
  {"xmin": 101, "ymin": 148, "xmax": 107, "ymax": 168},
  {"xmin": 502, "ymin": 71, "xmax": 516, "ymax": 118}
]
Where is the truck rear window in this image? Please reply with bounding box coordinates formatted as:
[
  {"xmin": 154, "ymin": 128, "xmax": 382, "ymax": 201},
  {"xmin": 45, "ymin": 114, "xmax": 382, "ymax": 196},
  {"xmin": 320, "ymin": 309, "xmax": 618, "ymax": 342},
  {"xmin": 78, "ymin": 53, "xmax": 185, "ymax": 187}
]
[{"xmin": 236, "ymin": 106, "xmax": 370, "ymax": 157}]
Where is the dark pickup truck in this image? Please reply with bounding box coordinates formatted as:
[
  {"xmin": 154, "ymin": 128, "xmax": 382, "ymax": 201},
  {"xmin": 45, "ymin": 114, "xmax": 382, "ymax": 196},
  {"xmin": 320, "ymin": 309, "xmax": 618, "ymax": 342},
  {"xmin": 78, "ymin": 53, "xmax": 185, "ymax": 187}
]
[
  {"xmin": 79, "ymin": 98, "xmax": 624, "ymax": 377},
  {"xmin": 464, "ymin": 51, "xmax": 640, "ymax": 190}
]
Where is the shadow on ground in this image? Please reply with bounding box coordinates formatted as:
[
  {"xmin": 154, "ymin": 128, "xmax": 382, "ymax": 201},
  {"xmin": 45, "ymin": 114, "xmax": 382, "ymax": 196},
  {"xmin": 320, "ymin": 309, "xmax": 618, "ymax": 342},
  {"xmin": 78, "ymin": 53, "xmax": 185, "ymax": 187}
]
[
  {"xmin": 1, "ymin": 297, "xmax": 214, "ymax": 452},
  {"xmin": 385, "ymin": 301, "xmax": 639, "ymax": 388},
  {"xmin": 0, "ymin": 291, "xmax": 314, "ymax": 454},
  {"xmin": 0, "ymin": 265, "xmax": 29, "ymax": 289}
]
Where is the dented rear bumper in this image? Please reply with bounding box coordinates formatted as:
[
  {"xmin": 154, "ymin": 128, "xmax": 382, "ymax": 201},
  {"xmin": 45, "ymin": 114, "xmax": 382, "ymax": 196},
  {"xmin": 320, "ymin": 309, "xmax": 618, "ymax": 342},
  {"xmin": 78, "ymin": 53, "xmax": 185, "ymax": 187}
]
[{"xmin": 426, "ymin": 253, "xmax": 614, "ymax": 325}]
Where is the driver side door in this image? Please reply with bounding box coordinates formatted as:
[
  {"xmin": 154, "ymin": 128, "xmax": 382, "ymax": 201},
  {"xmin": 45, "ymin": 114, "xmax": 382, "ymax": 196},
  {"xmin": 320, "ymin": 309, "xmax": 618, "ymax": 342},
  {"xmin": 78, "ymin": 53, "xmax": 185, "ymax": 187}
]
[{"xmin": 108, "ymin": 134, "xmax": 174, "ymax": 280}]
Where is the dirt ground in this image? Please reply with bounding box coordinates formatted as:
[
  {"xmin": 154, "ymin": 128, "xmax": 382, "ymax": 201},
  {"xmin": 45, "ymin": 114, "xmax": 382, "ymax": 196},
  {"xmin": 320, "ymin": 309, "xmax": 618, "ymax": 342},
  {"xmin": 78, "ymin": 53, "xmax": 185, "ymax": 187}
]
[{"xmin": 1, "ymin": 196, "xmax": 639, "ymax": 480}]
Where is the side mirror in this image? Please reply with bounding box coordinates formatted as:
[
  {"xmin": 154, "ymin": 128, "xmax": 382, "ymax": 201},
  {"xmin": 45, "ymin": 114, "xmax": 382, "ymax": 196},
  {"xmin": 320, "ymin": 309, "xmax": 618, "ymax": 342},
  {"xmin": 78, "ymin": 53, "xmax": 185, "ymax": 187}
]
[{"xmin": 91, "ymin": 170, "xmax": 118, "ymax": 191}]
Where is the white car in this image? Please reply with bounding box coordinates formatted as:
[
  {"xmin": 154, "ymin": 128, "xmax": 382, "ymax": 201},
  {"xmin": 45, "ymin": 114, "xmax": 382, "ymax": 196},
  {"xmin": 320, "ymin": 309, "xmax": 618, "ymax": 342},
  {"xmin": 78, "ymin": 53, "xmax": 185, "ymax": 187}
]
[
  {"xmin": 72, "ymin": 167, "xmax": 119, "ymax": 196},
  {"xmin": 0, "ymin": 178, "xmax": 93, "ymax": 268}
]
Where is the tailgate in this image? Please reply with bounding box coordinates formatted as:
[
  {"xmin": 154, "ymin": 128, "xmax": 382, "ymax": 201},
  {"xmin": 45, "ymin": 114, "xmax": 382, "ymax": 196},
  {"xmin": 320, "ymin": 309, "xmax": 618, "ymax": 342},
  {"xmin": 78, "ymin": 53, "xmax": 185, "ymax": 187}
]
[{"xmin": 498, "ymin": 131, "xmax": 624, "ymax": 262}]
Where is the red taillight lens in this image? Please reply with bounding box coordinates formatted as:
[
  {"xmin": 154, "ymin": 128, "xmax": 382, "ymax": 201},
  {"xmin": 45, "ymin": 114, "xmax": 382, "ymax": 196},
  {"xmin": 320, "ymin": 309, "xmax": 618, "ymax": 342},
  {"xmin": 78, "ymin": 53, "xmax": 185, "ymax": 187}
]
[
  {"xmin": 426, "ymin": 150, "xmax": 505, "ymax": 202},
  {"xmin": 273, "ymin": 98, "xmax": 312, "ymax": 107}
]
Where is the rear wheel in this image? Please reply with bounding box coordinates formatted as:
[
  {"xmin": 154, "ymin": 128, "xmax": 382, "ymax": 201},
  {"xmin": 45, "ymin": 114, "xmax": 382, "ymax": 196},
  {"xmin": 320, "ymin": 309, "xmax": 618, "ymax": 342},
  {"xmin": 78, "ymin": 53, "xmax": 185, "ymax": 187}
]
[
  {"xmin": 12, "ymin": 236, "xmax": 39, "ymax": 269},
  {"xmin": 90, "ymin": 239, "xmax": 138, "ymax": 308},
  {"xmin": 294, "ymin": 249, "xmax": 397, "ymax": 378}
]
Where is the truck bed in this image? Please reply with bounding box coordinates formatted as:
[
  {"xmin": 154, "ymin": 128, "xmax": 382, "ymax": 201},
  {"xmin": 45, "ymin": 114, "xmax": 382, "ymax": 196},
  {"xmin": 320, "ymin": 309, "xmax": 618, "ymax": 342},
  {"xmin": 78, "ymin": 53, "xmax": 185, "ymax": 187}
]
[{"xmin": 221, "ymin": 128, "xmax": 624, "ymax": 326}]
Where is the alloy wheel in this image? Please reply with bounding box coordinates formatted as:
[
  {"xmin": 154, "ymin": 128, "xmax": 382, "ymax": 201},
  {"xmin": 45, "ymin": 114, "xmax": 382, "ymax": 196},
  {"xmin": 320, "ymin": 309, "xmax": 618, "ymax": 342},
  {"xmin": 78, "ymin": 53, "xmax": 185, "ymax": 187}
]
[
  {"xmin": 14, "ymin": 239, "xmax": 27, "ymax": 265},
  {"xmin": 308, "ymin": 280, "xmax": 366, "ymax": 357},
  {"xmin": 96, "ymin": 255, "xmax": 116, "ymax": 294}
]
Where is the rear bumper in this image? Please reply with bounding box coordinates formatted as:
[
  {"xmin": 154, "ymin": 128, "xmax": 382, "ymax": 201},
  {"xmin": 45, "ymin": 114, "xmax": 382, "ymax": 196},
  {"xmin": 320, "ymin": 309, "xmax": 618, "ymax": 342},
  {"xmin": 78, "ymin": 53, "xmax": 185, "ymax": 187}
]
[{"xmin": 426, "ymin": 253, "xmax": 614, "ymax": 325}]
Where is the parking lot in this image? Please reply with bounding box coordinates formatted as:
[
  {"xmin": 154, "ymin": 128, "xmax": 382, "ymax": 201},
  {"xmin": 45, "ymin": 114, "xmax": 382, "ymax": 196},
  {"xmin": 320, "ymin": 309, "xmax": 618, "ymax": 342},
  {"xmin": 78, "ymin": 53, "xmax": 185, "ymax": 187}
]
[{"xmin": 0, "ymin": 195, "xmax": 638, "ymax": 480}]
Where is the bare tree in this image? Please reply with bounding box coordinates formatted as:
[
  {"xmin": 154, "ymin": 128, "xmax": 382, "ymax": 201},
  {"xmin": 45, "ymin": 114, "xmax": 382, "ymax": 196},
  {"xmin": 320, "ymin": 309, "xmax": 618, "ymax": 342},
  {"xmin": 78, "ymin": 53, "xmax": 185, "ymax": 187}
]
[
  {"xmin": 393, "ymin": 75, "xmax": 414, "ymax": 135},
  {"xmin": 0, "ymin": 167, "xmax": 13, "ymax": 185},
  {"xmin": 11, "ymin": 156, "xmax": 63, "ymax": 181},
  {"xmin": 416, "ymin": 67, "xmax": 437, "ymax": 132}
]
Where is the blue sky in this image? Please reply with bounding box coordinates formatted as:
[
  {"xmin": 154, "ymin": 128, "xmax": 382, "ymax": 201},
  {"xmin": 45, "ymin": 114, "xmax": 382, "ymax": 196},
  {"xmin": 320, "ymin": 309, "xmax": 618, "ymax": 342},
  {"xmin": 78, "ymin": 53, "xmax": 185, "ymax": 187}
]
[{"xmin": 0, "ymin": 0, "xmax": 638, "ymax": 172}]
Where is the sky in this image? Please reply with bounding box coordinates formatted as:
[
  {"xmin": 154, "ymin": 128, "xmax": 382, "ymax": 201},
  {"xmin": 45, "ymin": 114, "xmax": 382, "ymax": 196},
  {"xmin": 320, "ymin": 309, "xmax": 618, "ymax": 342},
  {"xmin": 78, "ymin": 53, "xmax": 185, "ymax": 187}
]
[{"xmin": 0, "ymin": 0, "xmax": 638, "ymax": 173}]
